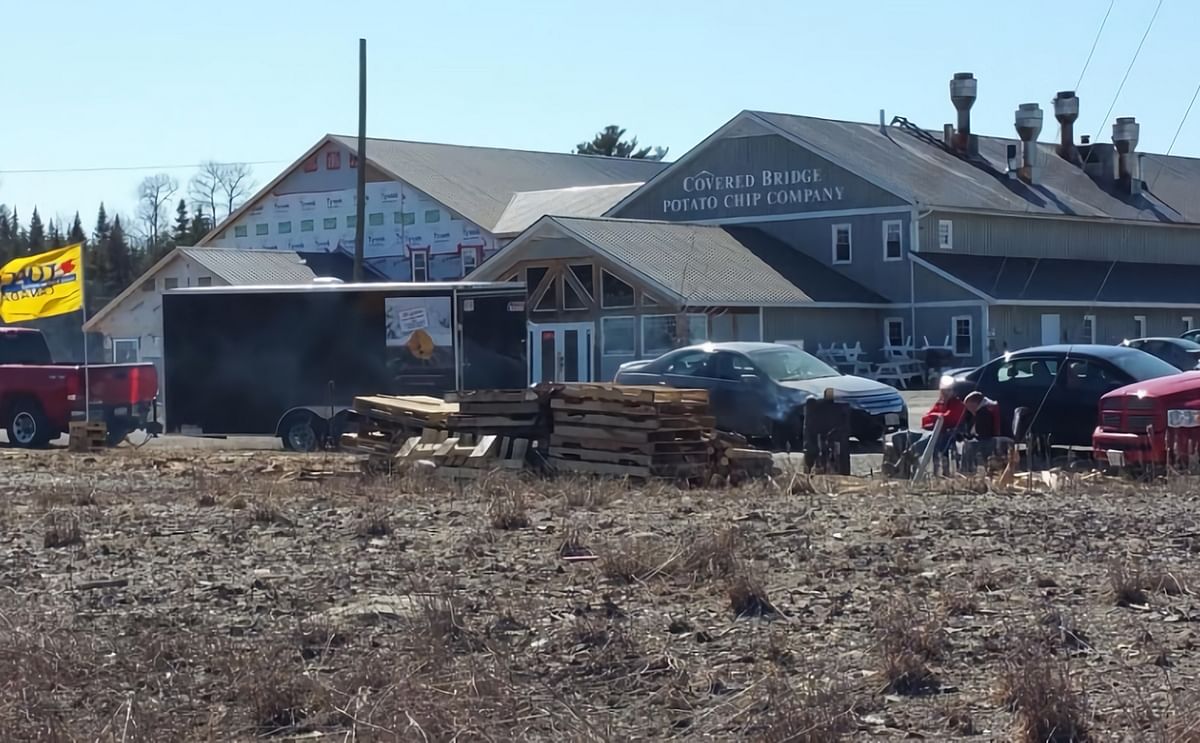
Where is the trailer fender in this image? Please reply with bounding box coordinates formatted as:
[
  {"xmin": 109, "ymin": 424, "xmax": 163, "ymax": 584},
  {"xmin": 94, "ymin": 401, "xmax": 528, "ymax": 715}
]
[{"xmin": 273, "ymin": 405, "xmax": 351, "ymax": 437}]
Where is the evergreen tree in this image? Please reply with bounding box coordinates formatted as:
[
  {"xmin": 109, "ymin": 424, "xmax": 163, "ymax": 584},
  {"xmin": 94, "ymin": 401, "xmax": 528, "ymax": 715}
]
[
  {"xmin": 575, "ymin": 125, "xmax": 668, "ymax": 160},
  {"xmin": 188, "ymin": 207, "xmax": 210, "ymax": 244},
  {"xmin": 92, "ymin": 203, "xmax": 111, "ymax": 246},
  {"xmin": 28, "ymin": 208, "xmax": 45, "ymax": 251},
  {"xmin": 68, "ymin": 212, "xmax": 86, "ymax": 244},
  {"xmin": 0, "ymin": 206, "xmax": 12, "ymax": 266},
  {"xmin": 172, "ymin": 198, "xmax": 190, "ymax": 245},
  {"xmin": 48, "ymin": 218, "xmax": 64, "ymax": 248},
  {"xmin": 9, "ymin": 207, "xmax": 26, "ymax": 256},
  {"xmin": 105, "ymin": 216, "xmax": 135, "ymax": 299}
]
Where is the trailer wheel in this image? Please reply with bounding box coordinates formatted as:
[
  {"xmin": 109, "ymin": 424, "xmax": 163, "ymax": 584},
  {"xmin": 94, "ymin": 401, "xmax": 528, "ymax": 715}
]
[
  {"xmin": 281, "ymin": 412, "xmax": 325, "ymax": 453},
  {"xmin": 7, "ymin": 399, "xmax": 51, "ymax": 449}
]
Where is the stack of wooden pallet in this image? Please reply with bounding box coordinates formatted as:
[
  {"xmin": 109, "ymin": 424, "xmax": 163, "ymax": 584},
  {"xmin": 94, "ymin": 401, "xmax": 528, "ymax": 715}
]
[
  {"xmin": 340, "ymin": 395, "xmax": 458, "ymax": 456},
  {"xmin": 387, "ymin": 429, "xmax": 530, "ymax": 478},
  {"xmin": 708, "ymin": 431, "xmax": 778, "ymax": 484},
  {"xmin": 548, "ymin": 384, "xmax": 714, "ymax": 480},
  {"xmin": 444, "ymin": 388, "xmax": 549, "ymax": 438}
]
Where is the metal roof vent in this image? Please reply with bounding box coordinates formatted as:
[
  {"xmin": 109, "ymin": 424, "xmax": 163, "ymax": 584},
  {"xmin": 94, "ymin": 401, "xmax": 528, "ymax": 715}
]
[
  {"xmin": 949, "ymin": 72, "xmax": 978, "ymax": 155},
  {"xmin": 1112, "ymin": 116, "xmax": 1142, "ymax": 195},
  {"xmin": 1014, "ymin": 103, "xmax": 1044, "ymax": 184},
  {"xmin": 1053, "ymin": 90, "xmax": 1081, "ymax": 165}
]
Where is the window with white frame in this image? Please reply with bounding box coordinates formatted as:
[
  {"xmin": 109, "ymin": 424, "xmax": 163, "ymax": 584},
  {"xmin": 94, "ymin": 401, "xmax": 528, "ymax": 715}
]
[
  {"xmin": 832, "ymin": 224, "xmax": 852, "ymax": 264},
  {"xmin": 411, "ymin": 251, "xmax": 429, "ymax": 282},
  {"xmin": 1082, "ymin": 314, "xmax": 1096, "ymax": 344},
  {"xmin": 952, "ymin": 315, "xmax": 973, "ymax": 357},
  {"xmin": 601, "ymin": 316, "xmax": 636, "ymax": 356},
  {"xmin": 1134, "ymin": 315, "xmax": 1147, "ymax": 338},
  {"xmin": 163, "ymin": 277, "xmax": 179, "ymax": 291},
  {"xmin": 112, "ymin": 338, "xmax": 139, "ymax": 364},
  {"xmin": 937, "ymin": 219, "xmax": 953, "ymax": 249},
  {"xmin": 882, "ymin": 220, "xmax": 903, "ymax": 261},
  {"xmin": 460, "ymin": 248, "xmax": 478, "ymax": 276},
  {"xmin": 884, "ymin": 317, "xmax": 905, "ymax": 348},
  {"xmin": 1185, "ymin": 316, "xmax": 1195, "ymax": 332}
]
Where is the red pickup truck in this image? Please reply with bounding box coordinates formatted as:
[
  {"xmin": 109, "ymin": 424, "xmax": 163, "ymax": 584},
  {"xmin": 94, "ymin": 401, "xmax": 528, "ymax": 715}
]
[
  {"xmin": 0, "ymin": 327, "xmax": 161, "ymax": 447},
  {"xmin": 1094, "ymin": 371, "xmax": 1200, "ymax": 469}
]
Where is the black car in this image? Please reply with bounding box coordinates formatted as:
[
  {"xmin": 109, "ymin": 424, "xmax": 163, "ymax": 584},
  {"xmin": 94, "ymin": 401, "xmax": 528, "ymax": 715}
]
[
  {"xmin": 1124, "ymin": 337, "xmax": 1200, "ymax": 371},
  {"xmin": 942, "ymin": 344, "xmax": 1180, "ymax": 446},
  {"xmin": 613, "ymin": 342, "xmax": 907, "ymax": 446}
]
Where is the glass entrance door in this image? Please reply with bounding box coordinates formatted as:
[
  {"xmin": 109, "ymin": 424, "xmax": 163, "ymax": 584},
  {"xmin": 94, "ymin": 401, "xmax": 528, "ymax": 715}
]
[{"xmin": 528, "ymin": 323, "xmax": 594, "ymax": 383}]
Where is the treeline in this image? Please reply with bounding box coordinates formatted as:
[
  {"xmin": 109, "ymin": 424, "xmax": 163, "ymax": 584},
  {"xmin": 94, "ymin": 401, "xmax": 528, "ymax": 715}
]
[
  {"xmin": 0, "ymin": 161, "xmax": 255, "ymax": 315},
  {"xmin": 0, "ymin": 201, "xmax": 208, "ymax": 314}
]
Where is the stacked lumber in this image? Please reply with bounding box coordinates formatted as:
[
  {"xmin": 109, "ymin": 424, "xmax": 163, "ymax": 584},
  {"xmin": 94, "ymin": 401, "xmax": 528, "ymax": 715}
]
[
  {"xmin": 341, "ymin": 395, "xmax": 458, "ymax": 456},
  {"xmin": 709, "ymin": 431, "xmax": 778, "ymax": 484},
  {"xmin": 444, "ymin": 388, "xmax": 549, "ymax": 437},
  {"xmin": 387, "ymin": 429, "xmax": 531, "ymax": 479},
  {"xmin": 548, "ymin": 384, "xmax": 714, "ymax": 480}
]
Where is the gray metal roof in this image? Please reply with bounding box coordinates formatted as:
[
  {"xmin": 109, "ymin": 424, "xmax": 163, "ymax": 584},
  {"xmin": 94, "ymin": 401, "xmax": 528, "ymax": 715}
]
[
  {"xmin": 492, "ymin": 182, "xmax": 644, "ymax": 236},
  {"xmin": 179, "ymin": 248, "xmax": 320, "ymax": 285},
  {"xmin": 920, "ymin": 252, "xmax": 1200, "ymax": 303},
  {"xmin": 330, "ymin": 135, "xmax": 667, "ymax": 233},
  {"xmin": 753, "ymin": 110, "xmax": 1200, "ymax": 224},
  {"xmin": 551, "ymin": 216, "xmax": 885, "ymax": 306}
]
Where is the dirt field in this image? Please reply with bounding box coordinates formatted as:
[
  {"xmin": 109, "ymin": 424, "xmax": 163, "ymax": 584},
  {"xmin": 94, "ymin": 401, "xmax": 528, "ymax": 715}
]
[{"xmin": 2, "ymin": 447, "xmax": 1199, "ymax": 741}]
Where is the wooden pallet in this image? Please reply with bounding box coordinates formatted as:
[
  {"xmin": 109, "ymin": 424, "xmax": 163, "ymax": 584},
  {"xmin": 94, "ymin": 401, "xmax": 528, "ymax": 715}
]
[
  {"xmin": 352, "ymin": 395, "xmax": 458, "ymax": 428},
  {"xmin": 68, "ymin": 421, "xmax": 107, "ymax": 452},
  {"xmin": 556, "ymin": 383, "xmax": 708, "ymax": 405}
]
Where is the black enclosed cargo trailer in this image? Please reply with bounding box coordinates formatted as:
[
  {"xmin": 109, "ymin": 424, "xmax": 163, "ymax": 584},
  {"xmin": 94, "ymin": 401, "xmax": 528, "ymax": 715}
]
[{"xmin": 162, "ymin": 281, "xmax": 526, "ymax": 449}]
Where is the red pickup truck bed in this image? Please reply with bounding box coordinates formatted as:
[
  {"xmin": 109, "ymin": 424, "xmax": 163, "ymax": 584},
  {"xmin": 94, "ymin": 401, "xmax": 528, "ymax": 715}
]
[{"xmin": 0, "ymin": 327, "xmax": 160, "ymax": 447}]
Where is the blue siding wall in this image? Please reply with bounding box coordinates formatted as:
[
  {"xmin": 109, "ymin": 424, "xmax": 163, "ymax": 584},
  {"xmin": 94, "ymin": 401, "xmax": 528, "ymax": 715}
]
[{"xmin": 754, "ymin": 214, "xmax": 912, "ymax": 302}]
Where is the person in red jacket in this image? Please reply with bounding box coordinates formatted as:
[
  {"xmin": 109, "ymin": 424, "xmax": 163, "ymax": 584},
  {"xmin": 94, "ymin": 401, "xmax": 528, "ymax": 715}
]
[
  {"xmin": 885, "ymin": 388, "xmax": 964, "ymax": 476},
  {"xmin": 922, "ymin": 389, "xmax": 966, "ymax": 432}
]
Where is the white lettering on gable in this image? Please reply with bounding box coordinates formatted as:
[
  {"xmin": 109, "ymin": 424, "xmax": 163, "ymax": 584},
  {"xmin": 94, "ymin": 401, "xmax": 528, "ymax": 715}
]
[{"xmin": 661, "ymin": 166, "xmax": 846, "ymax": 216}]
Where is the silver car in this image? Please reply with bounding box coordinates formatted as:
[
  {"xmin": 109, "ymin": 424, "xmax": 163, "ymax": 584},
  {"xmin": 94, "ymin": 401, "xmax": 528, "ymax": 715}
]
[{"xmin": 614, "ymin": 342, "xmax": 907, "ymax": 447}]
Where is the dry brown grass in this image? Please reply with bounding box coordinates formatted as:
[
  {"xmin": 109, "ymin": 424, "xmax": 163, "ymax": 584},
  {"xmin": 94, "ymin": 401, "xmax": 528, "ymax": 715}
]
[
  {"xmin": 728, "ymin": 569, "xmax": 776, "ymax": 618},
  {"xmin": 873, "ymin": 597, "xmax": 944, "ymax": 695},
  {"xmin": 42, "ymin": 511, "xmax": 83, "ymax": 549},
  {"xmin": 600, "ymin": 528, "xmax": 743, "ymax": 586},
  {"xmin": 752, "ymin": 676, "xmax": 857, "ymax": 742},
  {"xmin": 997, "ymin": 653, "xmax": 1092, "ymax": 743},
  {"xmin": 1108, "ymin": 560, "xmax": 1189, "ymax": 607},
  {"xmin": 355, "ymin": 509, "xmax": 391, "ymax": 538},
  {"xmin": 487, "ymin": 490, "xmax": 530, "ymax": 530}
]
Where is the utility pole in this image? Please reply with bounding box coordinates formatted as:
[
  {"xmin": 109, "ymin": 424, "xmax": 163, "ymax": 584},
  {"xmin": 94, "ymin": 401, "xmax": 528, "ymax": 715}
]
[{"xmin": 353, "ymin": 38, "xmax": 367, "ymax": 282}]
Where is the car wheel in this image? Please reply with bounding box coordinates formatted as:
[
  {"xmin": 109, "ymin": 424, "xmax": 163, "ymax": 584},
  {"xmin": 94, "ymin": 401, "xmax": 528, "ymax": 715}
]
[
  {"xmin": 8, "ymin": 400, "xmax": 51, "ymax": 449},
  {"xmin": 281, "ymin": 412, "xmax": 325, "ymax": 452}
]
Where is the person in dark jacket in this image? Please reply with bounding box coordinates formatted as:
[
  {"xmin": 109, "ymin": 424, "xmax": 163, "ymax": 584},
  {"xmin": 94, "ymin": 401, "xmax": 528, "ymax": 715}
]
[{"xmin": 961, "ymin": 391, "xmax": 1005, "ymax": 472}]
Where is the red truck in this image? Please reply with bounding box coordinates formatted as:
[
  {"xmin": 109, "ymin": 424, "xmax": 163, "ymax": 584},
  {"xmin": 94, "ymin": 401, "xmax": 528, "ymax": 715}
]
[
  {"xmin": 1093, "ymin": 371, "xmax": 1200, "ymax": 469},
  {"xmin": 0, "ymin": 327, "xmax": 161, "ymax": 447}
]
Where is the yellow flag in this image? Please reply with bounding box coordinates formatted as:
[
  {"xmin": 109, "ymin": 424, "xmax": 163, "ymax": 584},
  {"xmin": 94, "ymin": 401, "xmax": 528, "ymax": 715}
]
[{"xmin": 0, "ymin": 243, "xmax": 85, "ymax": 323}]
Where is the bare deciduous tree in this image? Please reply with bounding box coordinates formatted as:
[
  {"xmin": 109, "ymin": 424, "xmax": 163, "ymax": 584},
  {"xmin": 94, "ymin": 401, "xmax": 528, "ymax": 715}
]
[
  {"xmin": 188, "ymin": 161, "xmax": 255, "ymax": 226},
  {"xmin": 189, "ymin": 162, "xmax": 222, "ymax": 228},
  {"xmin": 136, "ymin": 174, "xmax": 178, "ymax": 253},
  {"xmin": 216, "ymin": 162, "xmax": 255, "ymax": 219}
]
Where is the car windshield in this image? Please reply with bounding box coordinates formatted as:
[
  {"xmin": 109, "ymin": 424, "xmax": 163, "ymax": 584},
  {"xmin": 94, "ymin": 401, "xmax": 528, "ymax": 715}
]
[
  {"xmin": 748, "ymin": 347, "xmax": 839, "ymax": 382},
  {"xmin": 1110, "ymin": 349, "xmax": 1182, "ymax": 381}
]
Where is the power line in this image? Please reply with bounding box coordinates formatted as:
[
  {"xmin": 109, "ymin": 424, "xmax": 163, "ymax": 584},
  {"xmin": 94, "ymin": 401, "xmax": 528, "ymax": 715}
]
[
  {"xmin": 1075, "ymin": 0, "xmax": 1115, "ymax": 91},
  {"xmin": 1165, "ymin": 79, "xmax": 1200, "ymax": 156},
  {"xmin": 1094, "ymin": 0, "xmax": 1163, "ymax": 139},
  {"xmin": 1148, "ymin": 77, "xmax": 1200, "ymax": 191},
  {"xmin": 0, "ymin": 159, "xmax": 286, "ymax": 175}
]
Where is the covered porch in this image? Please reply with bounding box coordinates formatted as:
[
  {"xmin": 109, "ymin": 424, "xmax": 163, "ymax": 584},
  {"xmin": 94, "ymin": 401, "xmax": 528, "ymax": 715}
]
[{"xmin": 467, "ymin": 215, "xmax": 889, "ymax": 384}]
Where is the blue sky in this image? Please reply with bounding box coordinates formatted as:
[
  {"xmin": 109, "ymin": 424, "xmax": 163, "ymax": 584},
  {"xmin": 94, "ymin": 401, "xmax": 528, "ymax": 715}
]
[{"xmin": 2, "ymin": 0, "xmax": 1195, "ymax": 230}]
